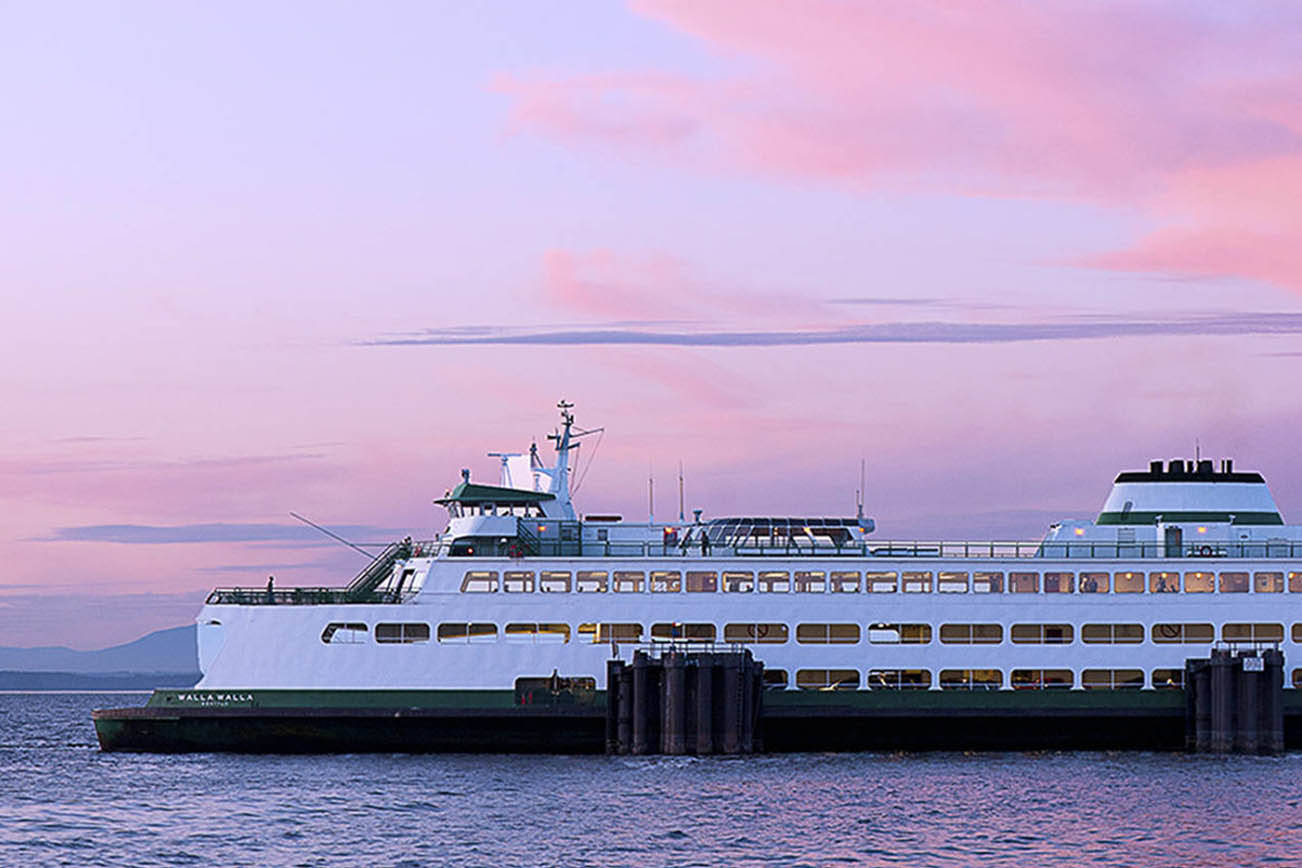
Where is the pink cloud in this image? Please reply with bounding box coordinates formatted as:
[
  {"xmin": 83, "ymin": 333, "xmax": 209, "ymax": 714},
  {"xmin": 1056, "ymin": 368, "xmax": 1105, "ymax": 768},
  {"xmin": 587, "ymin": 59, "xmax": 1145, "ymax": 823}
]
[{"xmin": 502, "ymin": 2, "xmax": 1302, "ymax": 290}]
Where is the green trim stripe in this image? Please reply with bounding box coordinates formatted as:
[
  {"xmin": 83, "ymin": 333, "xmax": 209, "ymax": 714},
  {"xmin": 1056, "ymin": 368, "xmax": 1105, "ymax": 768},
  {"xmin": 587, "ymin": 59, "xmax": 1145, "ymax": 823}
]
[{"xmin": 1096, "ymin": 510, "xmax": 1283, "ymax": 526}]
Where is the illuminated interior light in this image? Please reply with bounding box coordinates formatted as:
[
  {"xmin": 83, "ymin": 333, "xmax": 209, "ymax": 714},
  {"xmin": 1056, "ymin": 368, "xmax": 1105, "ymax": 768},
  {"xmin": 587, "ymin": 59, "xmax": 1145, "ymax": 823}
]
[{"xmin": 1074, "ymin": 528, "xmax": 1085, "ymax": 536}]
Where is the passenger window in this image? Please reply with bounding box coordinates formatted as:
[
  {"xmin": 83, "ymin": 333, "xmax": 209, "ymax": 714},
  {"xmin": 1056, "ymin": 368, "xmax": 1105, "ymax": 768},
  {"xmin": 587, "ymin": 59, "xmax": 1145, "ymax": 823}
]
[
  {"xmin": 321, "ymin": 622, "xmax": 368, "ymax": 644},
  {"xmin": 1079, "ymin": 572, "xmax": 1109, "ymax": 593},
  {"xmin": 376, "ymin": 622, "xmax": 432, "ymax": 644},
  {"xmin": 1011, "ymin": 624, "xmax": 1073, "ymax": 644},
  {"xmin": 973, "ymin": 571, "xmax": 1003, "ymax": 593},
  {"xmin": 504, "ymin": 623, "xmax": 570, "ymax": 644},
  {"xmin": 795, "ymin": 623, "xmax": 860, "ymax": 645},
  {"xmin": 830, "ymin": 571, "xmax": 860, "ymax": 593},
  {"xmin": 939, "ymin": 669, "xmax": 1002, "ymax": 690},
  {"xmin": 577, "ymin": 623, "xmax": 642, "ymax": 643},
  {"xmin": 503, "ymin": 570, "xmax": 534, "ymax": 593},
  {"xmin": 723, "ymin": 623, "xmax": 788, "ymax": 644},
  {"xmin": 1151, "ymin": 623, "xmax": 1213, "ymax": 644},
  {"xmin": 1009, "ymin": 572, "xmax": 1039, "ymax": 594},
  {"xmin": 722, "ymin": 571, "xmax": 754, "ymax": 593},
  {"xmin": 433, "ymin": 623, "xmax": 491, "ymax": 644},
  {"xmin": 902, "ymin": 571, "xmax": 932, "ymax": 593},
  {"xmin": 1149, "ymin": 571, "xmax": 1179, "ymax": 593},
  {"xmin": 1257, "ymin": 572, "xmax": 1284, "ymax": 593},
  {"xmin": 1011, "ymin": 669, "xmax": 1072, "ymax": 689},
  {"xmin": 1081, "ymin": 623, "xmax": 1143, "ymax": 644},
  {"xmin": 1082, "ymin": 669, "xmax": 1144, "ymax": 689},
  {"xmin": 1222, "ymin": 623, "xmax": 1284, "ymax": 642},
  {"xmin": 794, "ymin": 571, "xmax": 826, "ymax": 593},
  {"xmin": 1183, "ymin": 571, "xmax": 1214, "ymax": 593},
  {"xmin": 651, "ymin": 622, "xmax": 715, "ymax": 642},
  {"xmin": 868, "ymin": 623, "xmax": 931, "ymax": 644},
  {"xmin": 686, "ymin": 571, "xmax": 718, "ymax": 592},
  {"xmin": 1151, "ymin": 668, "xmax": 1184, "ymax": 689},
  {"xmin": 939, "ymin": 624, "xmax": 1002, "ymax": 645},
  {"xmin": 1114, "ymin": 571, "xmax": 1144, "ymax": 593},
  {"xmin": 938, "ymin": 572, "xmax": 969, "ymax": 593},
  {"xmin": 1289, "ymin": 572, "xmax": 1302, "ymax": 593},
  {"xmin": 460, "ymin": 571, "xmax": 499, "ymax": 593},
  {"xmin": 796, "ymin": 669, "xmax": 859, "ymax": 690},
  {"xmin": 576, "ymin": 570, "xmax": 608, "ymax": 592},
  {"xmin": 763, "ymin": 669, "xmax": 789, "ymax": 689},
  {"xmin": 540, "ymin": 571, "xmax": 571, "ymax": 593},
  {"xmin": 867, "ymin": 669, "xmax": 931, "ymax": 690},
  {"xmin": 759, "ymin": 571, "xmax": 790, "ymax": 593},
  {"xmin": 1218, "ymin": 572, "xmax": 1248, "ymax": 593},
  {"xmin": 650, "ymin": 570, "xmax": 681, "ymax": 593},
  {"xmin": 865, "ymin": 571, "xmax": 898, "ymax": 593},
  {"xmin": 613, "ymin": 571, "xmax": 644, "ymax": 593},
  {"xmin": 1043, "ymin": 572, "xmax": 1074, "ymax": 593}
]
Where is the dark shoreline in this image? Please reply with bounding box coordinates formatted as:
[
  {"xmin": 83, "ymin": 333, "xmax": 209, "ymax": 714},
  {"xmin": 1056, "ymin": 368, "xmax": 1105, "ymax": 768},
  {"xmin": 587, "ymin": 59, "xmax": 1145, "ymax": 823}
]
[{"xmin": 0, "ymin": 671, "xmax": 199, "ymax": 691}]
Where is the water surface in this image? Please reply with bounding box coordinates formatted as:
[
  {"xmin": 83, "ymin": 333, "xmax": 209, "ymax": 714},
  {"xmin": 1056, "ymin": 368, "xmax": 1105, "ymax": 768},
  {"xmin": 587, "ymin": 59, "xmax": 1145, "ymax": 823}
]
[{"xmin": 2, "ymin": 693, "xmax": 1299, "ymax": 867}]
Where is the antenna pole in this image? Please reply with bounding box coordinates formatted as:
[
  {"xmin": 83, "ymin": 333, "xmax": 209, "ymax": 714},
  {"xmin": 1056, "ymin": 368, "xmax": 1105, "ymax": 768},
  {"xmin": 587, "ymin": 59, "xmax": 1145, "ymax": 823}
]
[
  {"xmin": 857, "ymin": 458, "xmax": 866, "ymax": 520},
  {"xmin": 648, "ymin": 467, "xmax": 654, "ymax": 524},
  {"xmin": 289, "ymin": 512, "xmax": 374, "ymax": 559},
  {"xmin": 678, "ymin": 460, "xmax": 685, "ymax": 522}
]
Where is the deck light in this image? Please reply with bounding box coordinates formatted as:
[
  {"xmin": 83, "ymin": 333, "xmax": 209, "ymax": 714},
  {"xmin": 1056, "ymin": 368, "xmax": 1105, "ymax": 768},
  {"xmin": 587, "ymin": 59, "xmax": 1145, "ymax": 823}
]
[
  {"xmin": 1074, "ymin": 528, "xmax": 1085, "ymax": 536},
  {"xmin": 1197, "ymin": 526, "xmax": 1207, "ymax": 534}
]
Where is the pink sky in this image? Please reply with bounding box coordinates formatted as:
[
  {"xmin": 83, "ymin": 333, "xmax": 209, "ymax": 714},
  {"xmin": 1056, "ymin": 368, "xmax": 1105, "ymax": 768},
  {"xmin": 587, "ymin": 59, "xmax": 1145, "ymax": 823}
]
[{"xmin": 2, "ymin": 1, "xmax": 1301, "ymax": 649}]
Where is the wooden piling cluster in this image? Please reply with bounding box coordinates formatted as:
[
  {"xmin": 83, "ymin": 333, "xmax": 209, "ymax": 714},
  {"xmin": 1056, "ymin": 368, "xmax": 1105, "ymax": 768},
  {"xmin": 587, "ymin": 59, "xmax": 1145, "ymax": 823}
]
[
  {"xmin": 1185, "ymin": 647, "xmax": 1284, "ymax": 755},
  {"xmin": 606, "ymin": 647, "xmax": 763, "ymax": 755}
]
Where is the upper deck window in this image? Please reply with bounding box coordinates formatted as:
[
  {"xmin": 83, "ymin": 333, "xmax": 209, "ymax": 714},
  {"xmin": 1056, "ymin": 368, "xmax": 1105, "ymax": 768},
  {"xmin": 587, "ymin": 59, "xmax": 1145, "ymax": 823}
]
[
  {"xmin": 830, "ymin": 571, "xmax": 860, "ymax": 593},
  {"xmin": 1010, "ymin": 572, "xmax": 1038, "ymax": 594},
  {"xmin": 723, "ymin": 571, "xmax": 754, "ymax": 593},
  {"xmin": 796, "ymin": 623, "xmax": 860, "ymax": 645},
  {"xmin": 686, "ymin": 571, "xmax": 718, "ymax": 592},
  {"xmin": 1115, "ymin": 571, "xmax": 1143, "ymax": 593},
  {"xmin": 321, "ymin": 622, "xmax": 368, "ymax": 644},
  {"xmin": 1043, "ymin": 572, "xmax": 1074, "ymax": 594},
  {"xmin": 1184, "ymin": 571, "xmax": 1214, "ymax": 593},
  {"xmin": 973, "ymin": 571, "xmax": 1003, "ymax": 593},
  {"xmin": 1289, "ymin": 572, "xmax": 1302, "ymax": 593},
  {"xmin": 1149, "ymin": 572, "xmax": 1179, "ymax": 593},
  {"xmin": 1079, "ymin": 572, "xmax": 1108, "ymax": 593},
  {"xmin": 1219, "ymin": 572, "xmax": 1248, "ymax": 593},
  {"xmin": 723, "ymin": 623, "xmax": 788, "ymax": 644},
  {"xmin": 576, "ymin": 571, "xmax": 608, "ymax": 593},
  {"xmin": 651, "ymin": 622, "xmax": 715, "ymax": 642},
  {"xmin": 866, "ymin": 571, "xmax": 898, "ymax": 593},
  {"xmin": 902, "ymin": 571, "xmax": 932, "ymax": 593},
  {"xmin": 794, "ymin": 571, "xmax": 826, "ymax": 593},
  {"xmin": 503, "ymin": 571, "xmax": 534, "ymax": 593},
  {"xmin": 377, "ymin": 622, "xmax": 432, "ymax": 644},
  {"xmin": 868, "ymin": 623, "xmax": 932, "ymax": 644},
  {"xmin": 938, "ymin": 572, "xmax": 969, "ymax": 593},
  {"xmin": 435, "ymin": 622, "xmax": 495, "ymax": 644},
  {"xmin": 759, "ymin": 571, "xmax": 790, "ymax": 593},
  {"xmin": 650, "ymin": 570, "xmax": 681, "ymax": 593},
  {"xmin": 613, "ymin": 571, "xmax": 644, "ymax": 593},
  {"xmin": 461, "ymin": 571, "xmax": 499, "ymax": 593},
  {"xmin": 540, "ymin": 571, "xmax": 571, "ymax": 593}
]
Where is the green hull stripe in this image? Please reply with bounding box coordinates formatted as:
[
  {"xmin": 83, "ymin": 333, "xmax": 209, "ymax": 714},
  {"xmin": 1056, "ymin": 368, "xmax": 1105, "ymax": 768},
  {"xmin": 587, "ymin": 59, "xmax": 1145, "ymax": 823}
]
[{"xmin": 1096, "ymin": 511, "xmax": 1283, "ymax": 526}]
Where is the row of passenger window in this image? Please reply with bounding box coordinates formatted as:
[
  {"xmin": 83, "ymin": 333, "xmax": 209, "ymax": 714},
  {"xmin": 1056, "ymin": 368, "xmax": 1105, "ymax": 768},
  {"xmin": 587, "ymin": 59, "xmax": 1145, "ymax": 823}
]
[
  {"xmin": 322, "ymin": 621, "xmax": 1301, "ymax": 646},
  {"xmin": 459, "ymin": 569, "xmax": 1302, "ymax": 594},
  {"xmin": 772, "ymin": 668, "xmax": 1230, "ymax": 690}
]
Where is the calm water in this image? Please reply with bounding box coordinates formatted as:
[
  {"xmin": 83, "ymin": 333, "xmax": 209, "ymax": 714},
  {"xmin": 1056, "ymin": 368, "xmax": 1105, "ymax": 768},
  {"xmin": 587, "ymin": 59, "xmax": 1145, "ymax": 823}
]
[{"xmin": 2, "ymin": 693, "xmax": 1301, "ymax": 867}]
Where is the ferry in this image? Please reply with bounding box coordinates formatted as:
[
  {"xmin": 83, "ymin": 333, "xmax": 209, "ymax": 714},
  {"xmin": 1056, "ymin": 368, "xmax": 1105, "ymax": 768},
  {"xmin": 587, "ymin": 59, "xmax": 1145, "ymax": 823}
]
[{"xmin": 93, "ymin": 402, "xmax": 1302, "ymax": 753}]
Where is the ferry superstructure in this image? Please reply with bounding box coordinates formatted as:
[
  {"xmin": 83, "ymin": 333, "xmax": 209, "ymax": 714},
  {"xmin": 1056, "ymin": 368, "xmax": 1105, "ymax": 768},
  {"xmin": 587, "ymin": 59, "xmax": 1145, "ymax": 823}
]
[{"xmin": 186, "ymin": 402, "xmax": 1302, "ymax": 699}]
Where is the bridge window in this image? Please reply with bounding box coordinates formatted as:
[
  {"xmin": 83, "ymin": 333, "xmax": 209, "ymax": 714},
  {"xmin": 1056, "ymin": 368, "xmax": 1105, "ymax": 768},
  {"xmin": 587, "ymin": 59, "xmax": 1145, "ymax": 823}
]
[
  {"xmin": 794, "ymin": 571, "xmax": 826, "ymax": 593},
  {"xmin": 1082, "ymin": 669, "xmax": 1143, "ymax": 689},
  {"xmin": 1081, "ymin": 623, "xmax": 1143, "ymax": 644},
  {"xmin": 1223, "ymin": 623, "xmax": 1284, "ymax": 642},
  {"xmin": 865, "ymin": 571, "xmax": 898, "ymax": 593},
  {"xmin": 830, "ymin": 571, "xmax": 860, "ymax": 593},
  {"xmin": 867, "ymin": 669, "xmax": 931, "ymax": 690},
  {"xmin": 576, "ymin": 570, "xmax": 608, "ymax": 593},
  {"xmin": 321, "ymin": 623, "xmax": 368, "ymax": 644},
  {"xmin": 723, "ymin": 622, "xmax": 788, "ymax": 644},
  {"xmin": 1011, "ymin": 669, "xmax": 1072, "ymax": 689},
  {"xmin": 796, "ymin": 623, "xmax": 860, "ymax": 645},
  {"xmin": 651, "ymin": 622, "xmax": 715, "ymax": 642},
  {"xmin": 938, "ymin": 571, "xmax": 969, "ymax": 593},
  {"xmin": 1149, "ymin": 571, "xmax": 1178, "ymax": 593},
  {"xmin": 376, "ymin": 622, "xmax": 431, "ymax": 644},
  {"xmin": 796, "ymin": 669, "xmax": 860, "ymax": 690},
  {"xmin": 1152, "ymin": 668, "xmax": 1184, "ymax": 689},
  {"xmin": 939, "ymin": 669, "xmax": 1002, "ymax": 690},
  {"xmin": 1114, "ymin": 571, "xmax": 1143, "ymax": 593},
  {"xmin": 650, "ymin": 570, "xmax": 681, "ymax": 593},
  {"xmin": 1218, "ymin": 572, "xmax": 1248, "ymax": 593},
  {"xmin": 577, "ymin": 623, "xmax": 642, "ymax": 644},
  {"xmin": 868, "ymin": 623, "xmax": 931, "ymax": 644},
  {"xmin": 1151, "ymin": 623, "xmax": 1213, "ymax": 644},
  {"xmin": 1011, "ymin": 624, "xmax": 1073, "ymax": 644},
  {"xmin": 1044, "ymin": 572, "xmax": 1074, "ymax": 593},
  {"xmin": 504, "ymin": 623, "xmax": 570, "ymax": 644},
  {"xmin": 1183, "ymin": 571, "xmax": 1214, "ymax": 593},
  {"xmin": 434, "ymin": 623, "xmax": 492, "ymax": 644},
  {"xmin": 973, "ymin": 571, "xmax": 1003, "ymax": 593},
  {"xmin": 723, "ymin": 571, "xmax": 754, "ymax": 593},
  {"xmin": 759, "ymin": 571, "xmax": 790, "ymax": 593},
  {"xmin": 1079, "ymin": 572, "xmax": 1109, "ymax": 593},
  {"xmin": 460, "ymin": 571, "xmax": 499, "ymax": 593},
  {"xmin": 1257, "ymin": 571, "xmax": 1284, "ymax": 593},
  {"xmin": 1010, "ymin": 572, "xmax": 1038, "ymax": 593},
  {"xmin": 613, "ymin": 571, "xmax": 644, "ymax": 593},
  {"xmin": 902, "ymin": 571, "xmax": 932, "ymax": 593},
  {"xmin": 686, "ymin": 571, "xmax": 718, "ymax": 592},
  {"xmin": 503, "ymin": 570, "xmax": 534, "ymax": 593},
  {"xmin": 939, "ymin": 624, "xmax": 1003, "ymax": 645}
]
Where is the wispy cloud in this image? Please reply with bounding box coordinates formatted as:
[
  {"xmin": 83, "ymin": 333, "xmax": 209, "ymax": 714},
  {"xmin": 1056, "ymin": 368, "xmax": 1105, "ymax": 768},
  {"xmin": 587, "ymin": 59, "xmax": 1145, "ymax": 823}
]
[
  {"xmin": 42, "ymin": 522, "xmax": 404, "ymax": 545},
  {"xmin": 363, "ymin": 311, "xmax": 1302, "ymax": 349}
]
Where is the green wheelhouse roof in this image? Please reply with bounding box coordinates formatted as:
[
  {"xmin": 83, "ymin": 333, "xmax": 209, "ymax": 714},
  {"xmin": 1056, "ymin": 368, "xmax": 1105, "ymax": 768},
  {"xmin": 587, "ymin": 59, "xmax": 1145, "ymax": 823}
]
[{"xmin": 435, "ymin": 481, "xmax": 555, "ymax": 506}]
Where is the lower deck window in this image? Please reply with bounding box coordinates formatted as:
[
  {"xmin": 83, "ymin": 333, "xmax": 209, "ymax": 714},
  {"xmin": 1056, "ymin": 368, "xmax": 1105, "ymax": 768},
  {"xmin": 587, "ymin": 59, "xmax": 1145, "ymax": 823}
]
[
  {"xmin": 867, "ymin": 669, "xmax": 931, "ymax": 690},
  {"xmin": 868, "ymin": 623, "xmax": 931, "ymax": 644},
  {"xmin": 796, "ymin": 623, "xmax": 860, "ymax": 644},
  {"xmin": 1151, "ymin": 623, "xmax": 1213, "ymax": 644},
  {"xmin": 1223, "ymin": 623, "xmax": 1284, "ymax": 642},
  {"xmin": 504, "ymin": 622, "xmax": 570, "ymax": 644},
  {"xmin": 651, "ymin": 622, "xmax": 715, "ymax": 642},
  {"xmin": 321, "ymin": 622, "xmax": 368, "ymax": 644},
  {"xmin": 1011, "ymin": 623, "xmax": 1073, "ymax": 645},
  {"xmin": 1082, "ymin": 669, "xmax": 1144, "ymax": 689},
  {"xmin": 939, "ymin": 623, "xmax": 1002, "ymax": 645},
  {"xmin": 377, "ymin": 622, "xmax": 432, "ymax": 644},
  {"xmin": 434, "ymin": 622, "xmax": 493, "ymax": 644},
  {"xmin": 1081, "ymin": 623, "xmax": 1143, "ymax": 644},
  {"xmin": 939, "ymin": 669, "xmax": 1002, "ymax": 690},
  {"xmin": 1152, "ymin": 668, "xmax": 1184, "ymax": 689},
  {"xmin": 578, "ymin": 622, "xmax": 642, "ymax": 644},
  {"xmin": 763, "ymin": 669, "xmax": 788, "ymax": 689},
  {"xmin": 1010, "ymin": 669, "xmax": 1072, "ymax": 689},
  {"xmin": 796, "ymin": 668, "xmax": 859, "ymax": 690},
  {"xmin": 723, "ymin": 622, "xmax": 788, "ymax": 644}
]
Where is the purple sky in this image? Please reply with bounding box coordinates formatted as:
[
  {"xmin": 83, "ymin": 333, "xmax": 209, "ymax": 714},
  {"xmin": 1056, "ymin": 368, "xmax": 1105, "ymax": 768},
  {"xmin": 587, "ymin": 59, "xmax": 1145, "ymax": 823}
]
[{"xmin": 4, "ymin": 1, "xmax": 1302, "ymax": 649}]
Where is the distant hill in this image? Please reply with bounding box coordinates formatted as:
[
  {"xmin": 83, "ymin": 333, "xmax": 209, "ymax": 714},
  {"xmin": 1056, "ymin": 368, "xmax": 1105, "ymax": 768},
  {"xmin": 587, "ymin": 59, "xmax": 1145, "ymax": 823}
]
[{"xmin": 0, "ymin": 624, "xmax": 198, "ymax": 674}]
